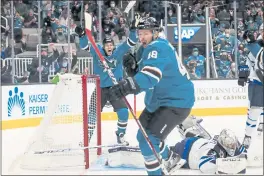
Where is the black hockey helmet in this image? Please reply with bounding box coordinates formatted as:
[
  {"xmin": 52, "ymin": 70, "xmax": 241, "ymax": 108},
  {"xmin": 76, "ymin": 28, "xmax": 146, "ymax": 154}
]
[
  {"xmin": 137, "ymin": 17, "xmax": 159, "ymax": 31},
  {"xmin": 103, "ymin": 37, "xmax": 114, "ymax": 45}
]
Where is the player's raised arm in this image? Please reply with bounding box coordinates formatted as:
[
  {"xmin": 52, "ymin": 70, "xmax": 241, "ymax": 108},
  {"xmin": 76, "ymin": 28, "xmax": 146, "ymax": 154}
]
[
  {"xmin": 75, "ymin": 25, "xmax": 103, "ymax": 57},
  {"xmin": 112, "ymin": 29, "xmax": 137, "ymax": 59},
  {"xmin": 111, "ymin": 13, "xmax": 141, "ymax": 60}
]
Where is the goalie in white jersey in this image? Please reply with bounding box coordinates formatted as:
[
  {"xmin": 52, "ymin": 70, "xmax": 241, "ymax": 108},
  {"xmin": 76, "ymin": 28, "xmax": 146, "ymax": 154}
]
[
  {"xmin": 107, "ymin": 116, "xmax": 248, "ymax": 174},
  {"xmin": 172, "ymin": 117, "xmax": 247, "ymax": 174}
]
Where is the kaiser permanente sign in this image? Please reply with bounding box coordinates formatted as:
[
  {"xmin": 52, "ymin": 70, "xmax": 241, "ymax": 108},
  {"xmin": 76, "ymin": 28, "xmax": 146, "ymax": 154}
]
[
  {"xmin": 2, "ymin": 80, "xmax": 248, "ymax": 130},
  {"xmin": 167, "ymin": 24, "xmax": 206, "ymax": 44}
]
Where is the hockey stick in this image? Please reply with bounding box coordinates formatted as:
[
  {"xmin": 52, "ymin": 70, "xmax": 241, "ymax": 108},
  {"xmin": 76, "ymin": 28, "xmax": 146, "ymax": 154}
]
[
  {"xmin": 124, "ymin": 1, "xmax": 136, "ymax": 14},
  {"xmin": 30, "ymin": 144, "xmax": 126, "ymax": 155},
  {"xmin": 84, "ymin": 13, "xmax": 169, "ymax": 175}
]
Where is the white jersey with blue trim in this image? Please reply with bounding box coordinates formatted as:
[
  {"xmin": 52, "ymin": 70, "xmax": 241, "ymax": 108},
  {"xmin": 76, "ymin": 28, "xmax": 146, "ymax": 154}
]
[
  {"xmin": 176, "ymin": 136, "xmax": 246, "ymax": 174},
  {"xmin": 246, "ymin": 42, "xmax": 263, "ymax": 83}
]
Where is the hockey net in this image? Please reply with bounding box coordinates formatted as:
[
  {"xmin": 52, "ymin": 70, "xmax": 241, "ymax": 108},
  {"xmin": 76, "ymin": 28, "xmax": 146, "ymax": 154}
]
[{"xmin": 9, "ymin": 74, "xmax": 101, "ymax": 173}]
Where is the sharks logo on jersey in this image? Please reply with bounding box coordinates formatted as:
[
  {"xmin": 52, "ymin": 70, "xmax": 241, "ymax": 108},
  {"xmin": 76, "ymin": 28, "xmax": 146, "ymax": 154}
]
[{"xmin": 98, "ymin": 58, "xmax": 118, "ymax": 71}]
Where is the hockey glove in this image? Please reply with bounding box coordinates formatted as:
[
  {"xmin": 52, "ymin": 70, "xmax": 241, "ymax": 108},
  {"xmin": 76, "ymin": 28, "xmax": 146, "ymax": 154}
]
[
  {"xmin": 123, "ymin": 52, "xmax": 138, "ymax": 77},
  {"xmin": 238, "ymin": 65, "xmax": 250, "ymax": 87},
  {"xmin": 109, "ymin": 77, "xmax": 140, "ymax": 101},
  {"xmin": 75, "ymin": 25, "xmax": 85, "ymax": 37},
  {"xmin": 130, "ymin": 13, "xmax": 141, "ymax": 30},
  {"xmin": 257, "ymin": 39, "xmax": 264, "ymax": 47}
]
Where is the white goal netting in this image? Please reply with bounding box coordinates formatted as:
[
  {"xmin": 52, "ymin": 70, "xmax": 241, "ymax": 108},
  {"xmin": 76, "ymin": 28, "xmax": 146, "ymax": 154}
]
[{"xmin": 9, "ymin": 74, "xmax": 101, "ymax": 174}]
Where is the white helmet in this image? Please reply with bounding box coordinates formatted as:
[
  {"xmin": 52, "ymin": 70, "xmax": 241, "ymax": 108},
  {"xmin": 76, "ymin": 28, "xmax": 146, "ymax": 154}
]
[{"xmin": 217, "ymin": 129, "xmax": 239, "ymax": 156}]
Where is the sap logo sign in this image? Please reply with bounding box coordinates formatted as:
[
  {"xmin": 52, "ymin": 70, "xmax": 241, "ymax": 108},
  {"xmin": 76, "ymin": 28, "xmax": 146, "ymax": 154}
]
[{"xmin": 174, "ymin": 27, "xmax": 201, "ymax": 42}]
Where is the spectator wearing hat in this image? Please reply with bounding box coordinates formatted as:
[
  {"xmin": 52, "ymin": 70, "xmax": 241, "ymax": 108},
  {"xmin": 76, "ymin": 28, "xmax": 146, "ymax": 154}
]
[
  {"xmin": 27, "ymin": 44, "xmax": 59, "ymax": 83},
  {"xmin": 184, "ymin": 48, "xmax": 206, "ymax": 79},
  {"xmin": 214, "ymin": 23, "xmax": 226, "ymax": 37}
]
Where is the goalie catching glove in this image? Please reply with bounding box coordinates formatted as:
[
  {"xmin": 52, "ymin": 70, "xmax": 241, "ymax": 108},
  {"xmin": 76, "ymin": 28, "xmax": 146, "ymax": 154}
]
[{"xmin": 109, "ymin": 77, "xmax": 140, "ymax": 101}]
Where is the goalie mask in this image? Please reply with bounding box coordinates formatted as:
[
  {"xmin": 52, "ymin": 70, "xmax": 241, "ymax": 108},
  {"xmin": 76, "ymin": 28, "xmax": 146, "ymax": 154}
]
[{"xmin": 217, "ymin": 129, "xmax": 239, "ymax": 157}]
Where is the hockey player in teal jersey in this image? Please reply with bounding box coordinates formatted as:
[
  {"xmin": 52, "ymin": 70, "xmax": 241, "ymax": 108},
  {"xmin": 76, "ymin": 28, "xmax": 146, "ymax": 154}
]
[
  {"xmin": 109, "ymin": 17, "xmax": 195, "ymax": 175},
  {"xmin": 75, "ymin": 17, "xmax": 138, "ymax": 145}
]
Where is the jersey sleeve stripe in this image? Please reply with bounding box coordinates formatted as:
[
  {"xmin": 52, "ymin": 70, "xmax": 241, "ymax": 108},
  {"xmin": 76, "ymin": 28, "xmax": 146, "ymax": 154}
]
[
  {"xmin": 199, "ymin": 157, "xmax": 214, "ymax": 169},
  {"xmin": 141, "ymin": 66, "xmax": 162, "ymax": 81},
  {"xmin": 127, "ymin": 37, "xmax": 136, "ymax": 47},
  {"xmin": 81, "ymin": 44, "xmax": 89, "ymax": 50}
]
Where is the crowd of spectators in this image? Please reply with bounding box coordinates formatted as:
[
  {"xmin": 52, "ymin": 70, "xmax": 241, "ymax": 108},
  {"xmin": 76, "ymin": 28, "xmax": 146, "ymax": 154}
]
[{"xmin": 1, "ymin": 0, "xmax": 264, "ymax": 84}]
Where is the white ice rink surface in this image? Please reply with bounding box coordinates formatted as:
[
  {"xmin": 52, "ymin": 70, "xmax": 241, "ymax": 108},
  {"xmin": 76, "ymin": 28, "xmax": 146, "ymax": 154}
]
[{"xmin": 2, "ymin": 115, "xmax": 263, "ymax": 175}]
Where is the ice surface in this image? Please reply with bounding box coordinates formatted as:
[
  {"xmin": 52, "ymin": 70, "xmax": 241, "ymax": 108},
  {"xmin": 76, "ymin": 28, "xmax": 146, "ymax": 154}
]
[{"xmin": 2, "ymin": 116, "xmax": 263, "ymax": 175}]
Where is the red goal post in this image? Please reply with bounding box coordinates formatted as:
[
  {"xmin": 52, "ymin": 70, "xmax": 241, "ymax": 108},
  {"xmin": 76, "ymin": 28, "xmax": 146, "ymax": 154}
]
[{"xmin": 82, "ymin": 74, "xmax": 102, "ymax": 169}]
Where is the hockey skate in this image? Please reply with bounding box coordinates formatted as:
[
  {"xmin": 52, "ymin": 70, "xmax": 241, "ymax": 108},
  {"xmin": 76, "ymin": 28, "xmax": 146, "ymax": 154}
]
[
  {"xmin": 116, "ymin": 132, "xmax": 129, "ymax": 146},
  {"xmin": 163, "ymin": 150, "xmax": 186, "ymax": 175},
  {"xmin": 242, "ymin": 135, "xmax": 251, "ymax": 149}
]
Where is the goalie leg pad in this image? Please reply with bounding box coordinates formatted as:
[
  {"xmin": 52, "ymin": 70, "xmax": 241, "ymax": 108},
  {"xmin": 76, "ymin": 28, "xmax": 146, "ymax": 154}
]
[
  {"xmin": 107, "ymin": 146, "xmax": 145, "ymax": 168},
  {"xmin": 216, "ymin": 156, "xmax": 247, "ymax": 174},
  {"xmin": 177, "ymin": 116, "xmax": 211, "ymax": 140}
]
